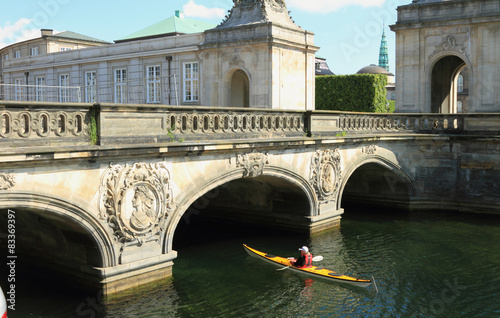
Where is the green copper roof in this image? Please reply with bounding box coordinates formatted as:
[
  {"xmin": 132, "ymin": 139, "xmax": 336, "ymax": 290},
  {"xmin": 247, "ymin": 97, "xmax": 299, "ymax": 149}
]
[
  {"xmin": 53, "ymin": 31, "xmax": 110, "ymax": 44},
  {"xmin": 116, "ymin": 11, "xmax": 216, "ymax": 42}
]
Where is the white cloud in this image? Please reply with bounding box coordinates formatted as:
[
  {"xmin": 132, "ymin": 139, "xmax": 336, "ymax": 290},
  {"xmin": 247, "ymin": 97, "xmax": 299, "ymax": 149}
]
[
  {"xmin": 287, "ymin": 0, "xmax": 386, "ymax": 13},
  {"xmin": 0, "ymin": 18, "xmax": 39, "ymax": 49},
  {"xmin": 183, "ymin": 0, "xmax": 226, "ymax": 19}
]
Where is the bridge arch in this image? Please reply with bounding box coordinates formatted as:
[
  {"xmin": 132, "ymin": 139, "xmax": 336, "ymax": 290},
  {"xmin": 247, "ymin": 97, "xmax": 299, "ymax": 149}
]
[
  {"xmin": 0, "ymin": 191, "xmax": 117, "ymax": 268},
  {"xmin": 162, "ymin": 166, "xmax": 318, "ymax": 253},
  {"xmin": 338, "ymin": 155, "xmax": 416, "ymax": 211}
]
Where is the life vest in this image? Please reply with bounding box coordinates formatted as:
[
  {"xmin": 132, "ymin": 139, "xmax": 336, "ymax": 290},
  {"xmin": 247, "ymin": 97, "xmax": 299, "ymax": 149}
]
[{"xmin": 303, "ymin": 253, "xmax": 313, "ymax": 268}]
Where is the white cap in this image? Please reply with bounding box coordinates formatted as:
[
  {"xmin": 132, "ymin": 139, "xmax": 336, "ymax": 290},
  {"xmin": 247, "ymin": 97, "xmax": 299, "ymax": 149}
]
[{"xmin": 299, "ymin": 246, "xmax": 309, "ymax": 253}]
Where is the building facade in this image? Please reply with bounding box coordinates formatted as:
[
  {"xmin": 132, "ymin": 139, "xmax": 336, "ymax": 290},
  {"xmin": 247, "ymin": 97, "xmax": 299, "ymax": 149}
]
[
  {"xmin": 391, "ymin": 0, "xmax": 499, "ymax": 113},
  {"xmin": 0, "ymin": 0, "xmax": 318, "ymax": 110},
  {"xmin": 0, "ymin": 29, "xmax": 110, "ymax": 102}
]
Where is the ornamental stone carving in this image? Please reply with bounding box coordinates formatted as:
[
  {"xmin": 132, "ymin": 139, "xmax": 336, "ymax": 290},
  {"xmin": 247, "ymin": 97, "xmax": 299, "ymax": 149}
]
[
  {"xmin": 99, "ymin": 162, "xmax": 173, "ymax": 244},
  {"xmin": 0, "ymin": 172, "xmax": 15, "ymax": 190},
  {"xmin": 430, "ymin": 34, "xmax": 468, "ymax": 59},
  {"xmin": 226, "ymin": 54, "xmax": 245, "ymax": 67},
  {"xmin": 218, "ymin": 0, "xmax": 297, "ymax": 29},
  {"xmin": 362, "ymin": 145, "xmax": 377, "ymax": 155},
  {"xmin": 236, "ymin": 151, "xmax": 269, "ymax": 178},
  {"xmin": 310, "ymin": 149, "xmax": 342, "ymax": 203}
]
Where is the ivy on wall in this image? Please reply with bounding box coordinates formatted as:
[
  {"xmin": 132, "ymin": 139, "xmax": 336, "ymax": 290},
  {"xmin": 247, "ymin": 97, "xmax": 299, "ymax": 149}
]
[{"xmin": 316, "ymin": 74, "xmax": 391, "ymax": 113}]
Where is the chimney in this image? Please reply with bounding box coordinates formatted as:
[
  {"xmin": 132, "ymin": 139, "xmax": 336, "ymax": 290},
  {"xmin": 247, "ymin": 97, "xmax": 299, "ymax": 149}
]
[
  {"xmin": 175, "ymin": 10, "xmax": 184, "ymax": 19},
  {"xmin": 41, "ymin": 29, "xmax": 53, "ymax": 37}
]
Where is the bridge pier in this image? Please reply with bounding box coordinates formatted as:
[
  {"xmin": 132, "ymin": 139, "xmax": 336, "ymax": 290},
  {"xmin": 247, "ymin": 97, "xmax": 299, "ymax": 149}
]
[
  {"xmin": 94, "ymin": 251, "xmax": 177, "ymax": 295},
  {"xmin": 309, "ymin": 203, "xmax": 344, "ymax": 234}
]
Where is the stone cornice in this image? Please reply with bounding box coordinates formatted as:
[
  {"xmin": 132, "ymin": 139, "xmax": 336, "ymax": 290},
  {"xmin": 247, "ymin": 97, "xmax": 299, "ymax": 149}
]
[
  {"xmin": 2, "ymin": 134, "xmax": 498, "ymax": 168},
  {"xmin": 391, "ymin": 16, "xmax": 500, "ymax": 31},
  {"xmin": 392, "ymin": 0, "xmax": 500, "ymax": 30},
  {"xmin": 2, "ymin": 45, "xmax": 200, "ymax": 73},
  {"xmin": 202, "ymin": 21, "xmax": 315, "ymax": 50}
]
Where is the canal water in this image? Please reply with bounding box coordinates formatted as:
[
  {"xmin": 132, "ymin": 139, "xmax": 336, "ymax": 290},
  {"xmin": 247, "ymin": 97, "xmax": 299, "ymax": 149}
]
[{"xmin": 4, "ymin": 209, "xmax": 500, "ymax": 317}]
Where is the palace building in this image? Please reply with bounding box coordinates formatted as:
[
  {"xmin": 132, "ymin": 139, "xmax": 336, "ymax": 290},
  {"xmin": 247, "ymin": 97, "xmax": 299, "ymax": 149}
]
[{"xmin": 0, "ymin": 0, "xmax": 318, "ymax": 110}]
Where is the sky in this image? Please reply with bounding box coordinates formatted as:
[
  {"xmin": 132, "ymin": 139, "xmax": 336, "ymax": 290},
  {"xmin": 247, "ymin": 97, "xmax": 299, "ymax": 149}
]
[{"xmin": 0, "ymin": 0, "xmax": 411, "ymax": 75}]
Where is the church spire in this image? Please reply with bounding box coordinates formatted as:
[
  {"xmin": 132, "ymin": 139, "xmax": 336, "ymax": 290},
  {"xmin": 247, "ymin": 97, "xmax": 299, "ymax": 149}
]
[{"xmin": 378, "ymin": 24, "xmax": 390, "ymax": 72}]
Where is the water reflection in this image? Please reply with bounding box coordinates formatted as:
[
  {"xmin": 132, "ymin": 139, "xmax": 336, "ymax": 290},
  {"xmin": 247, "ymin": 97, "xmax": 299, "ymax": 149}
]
[{"xmin": 104, "ymin": 279, "xmax": 180, "ymax": 317}]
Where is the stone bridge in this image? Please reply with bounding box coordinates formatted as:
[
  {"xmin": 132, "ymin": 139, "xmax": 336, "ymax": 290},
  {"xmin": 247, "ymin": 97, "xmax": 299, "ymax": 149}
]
[{"xmin": 1, "ymin": 101, "xmax": 499, "ymax": 295}]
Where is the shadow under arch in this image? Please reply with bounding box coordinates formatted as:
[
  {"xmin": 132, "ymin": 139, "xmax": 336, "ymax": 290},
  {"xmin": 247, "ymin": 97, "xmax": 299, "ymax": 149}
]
[
  {"xmin": 425, "ymin": 51, "xmax": 472, "ymax": 113},
  {"xmin": 0, "ymin": 191, "xmax": 117, "ymax": 268},
  {"xmin": 338, "ymin": 156, "xmax": 417, "ymax": 211},
  {"xmin": 162, "ymin": 166, "xmax": 318, "ymax": 254}
]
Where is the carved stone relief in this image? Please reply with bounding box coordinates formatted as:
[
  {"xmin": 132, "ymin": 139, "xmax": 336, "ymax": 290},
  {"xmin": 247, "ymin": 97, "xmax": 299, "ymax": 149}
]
[
  {"xmin": 219, "ymin": 0, "xmax": 295, "ymax": 28},
  {"xmin": 235, "ymin": 151, "xmax": 269, "ymax": 178},
  {"xmin": 310, "ymin": 149, "xmax": 342, "ymax": 203},
  {"xmin": 227, "ymin": 54, "xmax": 245, "ymax": 67},
  {"xmin": 362, "ymin": 145, "xmax": 377, "ymax": 155},
  {"xmin": 430, "ymin": 34, "xmax": 468, "ymax": 59},
  {"xmin": 99, "ymin": 162, "xmax": 173, "ymax": 244},
  {"xmin": 0, "ymin": 172, "xmax": 15, "ymax": 190}
]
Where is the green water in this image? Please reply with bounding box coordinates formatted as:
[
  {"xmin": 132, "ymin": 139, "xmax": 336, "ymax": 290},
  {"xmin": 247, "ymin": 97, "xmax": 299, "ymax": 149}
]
[{"xmin": 5, "ymin": 210, "xmax": 500, "ymax": 317}]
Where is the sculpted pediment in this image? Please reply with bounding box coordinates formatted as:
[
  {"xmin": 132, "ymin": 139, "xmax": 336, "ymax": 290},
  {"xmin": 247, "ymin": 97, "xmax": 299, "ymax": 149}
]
[{"xmin": 217, "ymin": 0, "xmax": 299, "ymax": 29}]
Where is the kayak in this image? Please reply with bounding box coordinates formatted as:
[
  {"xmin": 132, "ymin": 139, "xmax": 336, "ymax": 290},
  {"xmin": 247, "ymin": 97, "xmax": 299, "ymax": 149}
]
[{"xmin": 243, "ymin": 244, "xmax": 372, "ymax": 288}]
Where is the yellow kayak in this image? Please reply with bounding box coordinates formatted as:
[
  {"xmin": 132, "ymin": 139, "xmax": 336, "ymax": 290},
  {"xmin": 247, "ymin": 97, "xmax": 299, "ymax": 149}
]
[{"xmin": 243, "ymin": 244, "xmax": 372, "ymax": 288}]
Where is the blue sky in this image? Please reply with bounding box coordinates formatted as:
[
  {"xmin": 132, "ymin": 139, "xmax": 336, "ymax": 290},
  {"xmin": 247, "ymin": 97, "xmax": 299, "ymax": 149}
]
[{"xmin": 0, "ymin": 0, "xmax": 410, "ymax": 75}]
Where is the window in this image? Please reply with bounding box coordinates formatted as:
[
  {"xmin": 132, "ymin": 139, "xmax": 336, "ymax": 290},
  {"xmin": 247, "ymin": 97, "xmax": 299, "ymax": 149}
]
[
  {"xmin": 31, "ymin": 47, "xmax": 39, "ymax": 56},
  {"xmin": 114, "ymin": 68, "xmax": 127, "ymax": 103},
  {"xmin": 85, "ymin": 71, "xmax": 97, "ymax": 103},
  {"xmin": 14, "ymin": 51, "xmax": 21, "ymax": 58},
  {"xmin": 457, "ymin": 74, "xmax": 464, "ymax": 93},
  {"xmin": 60, "ymin": 47, "xmax": 72, "ymax": 52},
  {"xmin": 59, "ymin": 74, "xmax": 70, "ymax": 102},
  {"xmin": 183, "ymin": 62, "xmax": 199, "ymax": 102},
  {"xmin": 4, "ymin": 54, "xmax": 8, "ymax": 60},
  {"xmin": 147, "ymin": 65, "xmax": 161, "ymax": 103},
  {"xmin": 36, "ymin": 76, "xmax": 45, "ymax": 101},
  {"xmin": 14, "ymin": 78, "xmax": 23, "ymax": 101}
]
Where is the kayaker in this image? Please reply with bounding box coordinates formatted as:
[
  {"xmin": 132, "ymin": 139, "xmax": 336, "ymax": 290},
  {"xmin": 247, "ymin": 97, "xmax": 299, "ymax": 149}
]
[{"xmin": 291, "ymin": 246, "xmax": 313, "ymax": 268}]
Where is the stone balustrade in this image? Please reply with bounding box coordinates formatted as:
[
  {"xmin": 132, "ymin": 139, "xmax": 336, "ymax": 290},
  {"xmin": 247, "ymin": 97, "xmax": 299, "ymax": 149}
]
[
  {"xmin": 97, "ymin": 103, "xmax": 306, "ymax": 145},
  {"xmin": 339, "ymin": 114, "xmax": 463, "ymax": 132},
  {"xmin": 1, "ymin": 101, "xmax": 499, "ymax": 147},
  {"xmin": 0, "ymin": 101, "xmax": 91, "ymax": 147}
]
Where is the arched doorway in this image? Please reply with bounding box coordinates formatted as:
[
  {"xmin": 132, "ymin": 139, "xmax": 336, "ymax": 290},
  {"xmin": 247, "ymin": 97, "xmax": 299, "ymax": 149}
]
[
  {"xmin": 228, "ymin": 69, "xmax": 250, "ymax": 107},
  {"xmin": 430, "ymin": 55, "xmax": 467, "ymax": 113}
]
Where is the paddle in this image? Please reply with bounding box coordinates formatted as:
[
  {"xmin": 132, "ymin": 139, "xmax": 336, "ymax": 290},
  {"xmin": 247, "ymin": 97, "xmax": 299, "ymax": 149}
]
[
  {"xmin": 312, "ymin": 256, "xmax": 323, "ymax": 262},
  {"xmin": 276, "ymin": 255, "xmax": 324, "ymax": 271}
]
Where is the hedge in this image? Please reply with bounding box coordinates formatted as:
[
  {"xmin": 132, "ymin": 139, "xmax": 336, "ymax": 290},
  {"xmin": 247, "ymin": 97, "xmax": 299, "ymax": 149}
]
[{"xmin": 316, "ymin": 74, "xmax": 390, "ymax": 113}]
